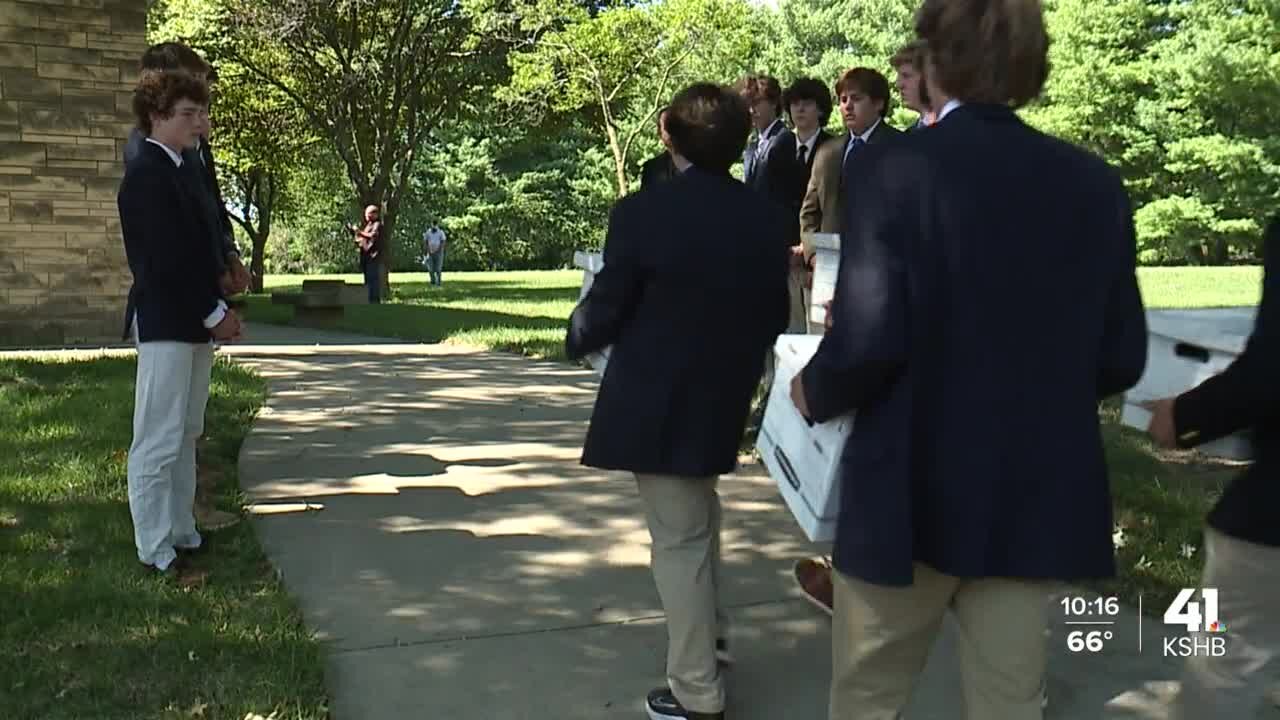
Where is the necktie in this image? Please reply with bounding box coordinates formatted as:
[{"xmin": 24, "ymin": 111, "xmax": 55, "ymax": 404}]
[
  {"xmin": 844, "ymin": 137, "xmax": 865, "ymax": 161},
  {"xmin": 842, "ymin": 137, "xmax": 865, "ymax": 176},
  {"xmin": 798, "ymin": 144, "xmax": 808, "ymax": 164}
]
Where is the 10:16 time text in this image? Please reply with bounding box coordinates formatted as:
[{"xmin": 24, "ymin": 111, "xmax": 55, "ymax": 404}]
[{"xmin": 1061, "ymin": 596, "xmax": 1120, "ymax": 616}]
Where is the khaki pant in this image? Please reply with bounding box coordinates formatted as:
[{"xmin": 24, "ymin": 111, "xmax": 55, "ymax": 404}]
[
  {"xmin": 635, "ymin": 473, "xmax": 728, "ymax": 714},
  {"xmin": 830, "ymin": 563, "xmax": 1049, "ymax": 720},
  {"xmin": 1170, "ymin": 527, "xmax": 1280, "ymax": 719}
]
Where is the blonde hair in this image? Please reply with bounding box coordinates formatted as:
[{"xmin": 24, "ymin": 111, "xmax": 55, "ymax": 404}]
[{"xmin": 914, "ymin": 0, "xmax": 1049, "ymax": 108}]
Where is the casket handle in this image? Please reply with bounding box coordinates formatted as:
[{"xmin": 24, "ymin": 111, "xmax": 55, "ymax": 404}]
[
  {"xmin": 774, "ymin": 447, "xmax": 802, "ymax": 491},
  {"xmin": 1174, "ymin": 342, "xmax": 1210, "ymax": 363}
]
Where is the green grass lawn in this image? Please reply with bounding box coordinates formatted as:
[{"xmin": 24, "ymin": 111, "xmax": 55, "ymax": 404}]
[
  {"xmin": 243, "ymin": 266, "xmax": 1262, "ymax": 363},
  {"xmin": 1092, "ymin": 399, "xmax": 1232, "ymax": 614},
  {"xmin": 247, "ymin": 271, "xmax": 581, "ymax": 359},
  {"xmin": 1137, "ymin": 265, "xmax": 1263, "ymax": 309},
  {"xmin": 0, "ymin": 357, "xmax": 326, "ymax": 720}
]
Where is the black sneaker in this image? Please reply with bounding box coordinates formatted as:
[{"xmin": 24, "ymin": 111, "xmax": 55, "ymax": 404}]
[
  {"xmin": 715, "ymin": 638, "xmax": 734, "ymax": 666},
  {"xmin": 645, "ymin": 687, "xmax": 724, "ymax": 720}
]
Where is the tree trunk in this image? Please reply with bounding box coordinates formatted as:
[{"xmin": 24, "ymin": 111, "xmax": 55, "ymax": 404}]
[
  {"xmin": 248, "ymin": 172, "xmax": 275, "ymax": 293},
  {"xmin": 604, "ymin": 120, "xmax": 628, "ymax": 198},
  {"xmin": 250, "ymin": 232, "xmax": 267, "ymax": 293},
  {"xmin": 379, "ymin": 212, "xmax": 393, "ymax": 299},
  {"xmin": 227, "ymin": 167, "xmax": 276, "ymax": 294},
  {"xmin": 1209, "ymin": 237, "xmax": 1229, "ymax": 265}
]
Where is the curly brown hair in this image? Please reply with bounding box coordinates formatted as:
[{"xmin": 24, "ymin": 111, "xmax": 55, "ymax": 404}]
[
  {"xmin": 735, "ymin": 74, "xmax": 783, "ymax": 116},
  {"xmin": 140, "ymin": 42, "xmax": 211, "ymax": 76},
  {"xmin": 915, "ymin": 0, "xmax": 1049, "ymax": 108},
  {"xmin": 131, "ymin": 69, "xmax": 209, "ymax": 135}
]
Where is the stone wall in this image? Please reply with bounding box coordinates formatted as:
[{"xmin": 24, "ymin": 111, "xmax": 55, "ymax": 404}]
[{"xmin": 0, "ymin": 0, "xmax": 147, "ymax": 346}]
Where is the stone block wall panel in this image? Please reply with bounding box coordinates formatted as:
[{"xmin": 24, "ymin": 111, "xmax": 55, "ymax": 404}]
[{"xmin": 0, "ymin": 0, "xmax": 144, "ymax": 346}]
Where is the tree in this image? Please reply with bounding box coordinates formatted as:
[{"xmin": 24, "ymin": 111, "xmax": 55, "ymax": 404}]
[
  {"xmin": 401, "ymin": 118, "xmax": 615, "ymax": 270},
  {"xmin": 1134, "ymin": 0, "xmax": 1280, "ymax": 263},
  {"xmin": 215, "ymin": 72, "xmax": 317, "ymax": 291},
  {"xmin": 223, "ymin": 0, "xmax": 510, "ymax": 292},
  {"xmin": 1030, "ymin": 0, "xmax": 1280, "ymax": 263},
  {"xmin": 152, "ymin": 0, "xmax": 318, "ymax": 291},
  {"xmin": 759, "ymin": 0, "xmax": 921, "ymax": 130},
  {"xmin": 502, "ymin": 0, "xmax": 757, "ymax": 198}
]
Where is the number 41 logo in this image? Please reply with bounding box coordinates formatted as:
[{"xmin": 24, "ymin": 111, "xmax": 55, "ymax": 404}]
[{"xmin": 1164, "ymin": 588, "xmax": 1227, "ymax": 633}]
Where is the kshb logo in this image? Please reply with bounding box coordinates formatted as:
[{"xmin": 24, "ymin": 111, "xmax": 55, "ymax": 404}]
[{"xmin": 1162, "ymin": 588, "xmax": 1227, "ymax": 657}]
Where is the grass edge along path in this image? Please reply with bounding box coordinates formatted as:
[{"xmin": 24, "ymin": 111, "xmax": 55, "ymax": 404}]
[{"xmin": 0, "ymin": 356, "xmax": 328, "ymax": 720}]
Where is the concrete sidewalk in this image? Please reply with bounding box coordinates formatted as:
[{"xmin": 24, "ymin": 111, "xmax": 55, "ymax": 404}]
[{"xmin": 228, "ymin": 330, "xmax": 1239, "ymax": 720}]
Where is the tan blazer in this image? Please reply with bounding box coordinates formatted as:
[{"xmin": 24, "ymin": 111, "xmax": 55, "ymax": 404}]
[{"xmin": 799, "ymin": 135, "xmax": 846, "ymax": 236}]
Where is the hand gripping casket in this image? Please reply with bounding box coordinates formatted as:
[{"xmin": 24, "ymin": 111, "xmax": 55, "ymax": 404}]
[
  {"xmin": 804, "ymin": 233, "xmax": 840, "ymax": 326},
  {"xmin": 572, "ymin": 250, "xmax": 612, "ymax": 373},
  {"xmin": 1120, "ymin": 310, "xmax": 1255, "ymax": 460},
  {"xmin": 756, "ymin": 334, "xmax": 854, "ymax": 542}
]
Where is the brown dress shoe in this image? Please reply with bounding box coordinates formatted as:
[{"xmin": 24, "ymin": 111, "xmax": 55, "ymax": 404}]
[
  {"xmin": 793, "ymin": 557, "xmax": 834, "ymax": 616},
  {"xmin": 140, "ymin": 555, "xmax": 208, "ymax": 589}
]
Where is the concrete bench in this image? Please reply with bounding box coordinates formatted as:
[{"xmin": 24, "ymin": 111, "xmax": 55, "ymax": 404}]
[
  {"xmin": 272, "ymin": 289, "xmax": 344, "ymax": 327},
  {"xmin": 302, "ymin": 279, "xmax": 368, "ymax": 305}
]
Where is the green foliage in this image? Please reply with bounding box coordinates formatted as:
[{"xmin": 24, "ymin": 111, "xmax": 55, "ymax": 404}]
[
  {"xmin": 397, "ymin": 123, "xmax": 614, "ymax": 271},
  {"xmin": 152, "ymin": 0, "xmax": 318, "ymax": 288},
  {"xmin": 502, "ymin": 0, "xmax": 759, "ymax": 196},
  {"xmin": 263, "ymin": 148, "xmax": 356, "ymax": 274},
  {"xmin": 154, "ymin": 0, "xmax": 1280, "ymax": 270},
  {"xmin": 1025, "ymin": 0, "xmax": 1280, "ymax": 264}
]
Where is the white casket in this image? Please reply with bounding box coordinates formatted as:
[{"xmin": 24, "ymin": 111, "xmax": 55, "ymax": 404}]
[
  {"xmin": 572, "ymin": 250, "xmax": 611, "ymax": 373},
  {"xmin": 805, "ymin": 233, "xmax": 840, "ymax": 325},
  {"xmin": 756, "ymin": 334, "xmax": 854, "ymax": 542},
  {"xmin": 1121, "ymin": 310, "xmax": 1254, "ymax": 460}
]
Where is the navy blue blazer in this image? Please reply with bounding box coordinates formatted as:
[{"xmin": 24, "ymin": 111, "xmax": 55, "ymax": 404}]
[
  {"xmin": 800, "ymin": 104, "xmax": 1148, "ymax": 586},
  {"xmin": 640, "ymin": 152, "xmax": 677, "ymax": 190},
  {"xmin": 118, "ymin": 142, "xmax": 226, "ymax": 343},
  {"xmin": 125, "ymin": 128, "xmax": 236, "ymax": 268},
  {"xmin": 744, "ymin": 119, "xmax": 795, "ymax": 201},
  {"xmin": 1175, "ymin": 217, "xmax": 1280, "ymax": 546},
  {"xmin": 567, "ymin": 167, "xmax": 791, "ymax": 477}
]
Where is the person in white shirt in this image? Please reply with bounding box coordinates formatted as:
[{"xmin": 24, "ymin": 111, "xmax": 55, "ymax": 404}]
[{"xmin": 422, "ymin": 223, "xmax": 447, "ymax": 286}]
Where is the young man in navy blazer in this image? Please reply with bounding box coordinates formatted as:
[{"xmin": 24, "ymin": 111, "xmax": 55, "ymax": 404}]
[
  {"xmin": 122, "ymin": 42, "xmax": 246, "ymax": 534},
  {"xmin": 780, "ymin": 77, "xmax": 834, "ymax": 332},
  {"xmin": 567, "ymin": 83, "xmax": 790, "ymax": 720},
  {"xmin": 1146, "ymin": 216, "xmax": 1280, "ymax": 718},
  {"xmin": 119, "ymin": 70, "xmax": 241, "ymax": 580},
  {"xmin": 738, "ymin": 74, "xmax": 795, "ymax": 217},
  {"xmin": 790, "ymin": 0, "xmax": 1148, "ymax": 715}
]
